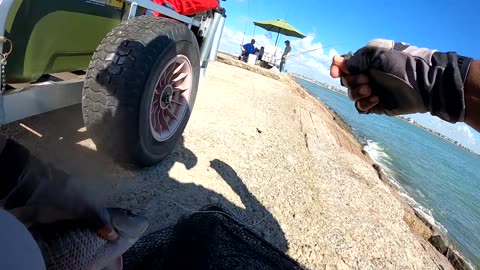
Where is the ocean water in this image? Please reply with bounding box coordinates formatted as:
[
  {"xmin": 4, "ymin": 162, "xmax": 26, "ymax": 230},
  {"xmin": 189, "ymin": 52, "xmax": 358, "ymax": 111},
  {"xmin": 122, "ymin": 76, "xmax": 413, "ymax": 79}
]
[{"xmin": 296, "ymin": 78, "xmax": 480, "ymax": 268}]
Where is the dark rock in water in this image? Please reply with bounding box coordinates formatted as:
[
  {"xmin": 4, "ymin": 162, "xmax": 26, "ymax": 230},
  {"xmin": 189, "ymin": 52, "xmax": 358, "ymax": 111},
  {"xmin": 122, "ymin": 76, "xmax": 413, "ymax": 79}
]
[
  {"xmin": 426, "ymin": 230, "xmax": 472, "ymax": 270},
  {"xmin": 413, "ymin": 211, "xmax": 435, "ymax": 231},
  {"xmin": 368, "ymin": 158, "xmax": 471, "ymax": 269},
  {"xmin": 413, "ymin": 211, "xmax": 472, "ymax": 270},
  {"xmin": 368, "ymin": 160, "xmax": 472, "ymax": 270},
  {"xmin": 372, "ymin": 163, "xmax": 387, "ymax": 182},
  {"xmin": 446, "ymin": 248, "xmax": 470, "ymax": 270},
  {"xmin": 429, "ymin": 235, "xmax": 448, "ymax": 255}
]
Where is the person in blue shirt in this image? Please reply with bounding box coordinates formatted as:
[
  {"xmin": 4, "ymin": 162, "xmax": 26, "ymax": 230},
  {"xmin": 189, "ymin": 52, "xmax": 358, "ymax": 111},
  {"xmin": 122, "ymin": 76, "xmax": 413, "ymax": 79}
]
[
  {"xmin": 239, "ymin": 39, "xmax": 257, "ymax": 62},
  {"xmin": 243, "ymin": 39, "xmax": 256, "ymax": 54}
]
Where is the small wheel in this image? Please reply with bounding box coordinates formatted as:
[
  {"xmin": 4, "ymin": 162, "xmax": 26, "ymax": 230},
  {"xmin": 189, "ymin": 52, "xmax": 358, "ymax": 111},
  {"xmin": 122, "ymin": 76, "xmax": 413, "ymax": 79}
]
[{"xmin": 82, "ymin": 16, "xmax": 200, "ymax": 167}]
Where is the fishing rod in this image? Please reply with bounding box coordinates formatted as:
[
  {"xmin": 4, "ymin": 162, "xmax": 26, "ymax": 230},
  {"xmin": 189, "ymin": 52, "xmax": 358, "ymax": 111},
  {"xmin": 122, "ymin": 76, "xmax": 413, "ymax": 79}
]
[
  {"xmin": 286, "ymin": 44, "xmax": 340, "ymax": 60},
  {"xmin": 285, "ymin": 50, "xmax": 351, "ymax": 69}
]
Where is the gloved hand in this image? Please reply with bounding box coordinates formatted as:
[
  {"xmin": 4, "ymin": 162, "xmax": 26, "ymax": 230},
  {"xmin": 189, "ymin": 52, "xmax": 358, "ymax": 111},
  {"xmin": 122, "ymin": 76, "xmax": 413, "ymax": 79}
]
[
  {"xmin": 0, "ymin": 137, "xmax": 118, "ymax": 241},
  {"xmin": 330, "ymin": 39, "xmax": 472, "ymax": 123}
]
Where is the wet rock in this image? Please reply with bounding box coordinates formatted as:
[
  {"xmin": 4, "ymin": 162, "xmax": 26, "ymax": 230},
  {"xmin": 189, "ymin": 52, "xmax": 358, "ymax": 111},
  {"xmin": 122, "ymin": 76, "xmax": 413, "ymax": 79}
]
[
  {"xmin": 372, "ymin": 163, "xmax": 388, "ymax": 182},
  {"xmin": 446, "ymin": 248, "xmax": 471, "ymax": 270},
  {"xmin": 429, "ymin": 234, "xmax": 448, "ymax": 255}
]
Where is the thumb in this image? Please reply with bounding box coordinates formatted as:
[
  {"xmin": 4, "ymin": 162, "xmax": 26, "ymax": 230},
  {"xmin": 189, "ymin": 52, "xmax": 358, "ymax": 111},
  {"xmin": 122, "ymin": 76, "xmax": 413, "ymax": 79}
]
[{"xmin": 330, "ymin": 55, "xmax": 350, "ymax": 78}]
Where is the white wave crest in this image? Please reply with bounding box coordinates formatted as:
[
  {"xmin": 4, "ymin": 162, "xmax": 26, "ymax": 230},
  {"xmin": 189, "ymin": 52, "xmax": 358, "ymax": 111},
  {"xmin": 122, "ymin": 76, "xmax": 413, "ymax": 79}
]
[
  {"xmin": 364, "ymin": 140, "xmax": 449, "ymax": 235},
  {"xmin": 399, "ymin": 192, "xmax": 448, "ymax": 235},
  {"xmin": 363, "ymin": 140, "xmax": 392, "ymax": 162},
  {"xmin": 363, "ymin": 140, "xmax": 396, "ymax": 178}
]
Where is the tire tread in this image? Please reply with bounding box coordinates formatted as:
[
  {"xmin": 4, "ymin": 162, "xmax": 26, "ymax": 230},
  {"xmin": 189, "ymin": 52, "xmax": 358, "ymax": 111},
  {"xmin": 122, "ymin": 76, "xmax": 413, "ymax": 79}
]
[{"xmin": 82, "ymin": 16, "xmax": 199, "ymax": 166}]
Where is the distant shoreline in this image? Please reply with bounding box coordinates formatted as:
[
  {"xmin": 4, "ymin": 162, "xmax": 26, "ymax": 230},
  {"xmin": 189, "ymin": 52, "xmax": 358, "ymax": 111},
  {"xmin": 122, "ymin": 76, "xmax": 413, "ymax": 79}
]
[
  {"xmin": 396, "ymin": 116, "xmax": 480, "ymax": 157},
  {"xmin": 291, "ymin": 74, "xmax": 347, "ymax": 96}
]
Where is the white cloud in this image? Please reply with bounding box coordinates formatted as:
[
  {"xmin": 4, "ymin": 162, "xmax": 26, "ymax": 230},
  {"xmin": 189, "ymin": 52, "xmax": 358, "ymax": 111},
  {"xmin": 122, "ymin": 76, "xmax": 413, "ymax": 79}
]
[
  {"xmin": 288, "ymin": 33, "xmax": 341, "ymax": 86},
  {"xmin": 219, "ymin": 26, "xmax": 341, "ymax": 86},
  {"xmin": 458, "ymin": 125, "xmax": 476, "ymax": 145},
  {"xmin": 219, "ymin": 27, "xmax": 245, "ymax": 55}
]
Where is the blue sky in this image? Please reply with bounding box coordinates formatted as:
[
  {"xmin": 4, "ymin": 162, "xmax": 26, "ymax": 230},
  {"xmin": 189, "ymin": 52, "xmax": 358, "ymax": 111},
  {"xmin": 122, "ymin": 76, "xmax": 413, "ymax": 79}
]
[{"xmin": 219, "ymin": 0, "xmax": 480, "ymax": 152}]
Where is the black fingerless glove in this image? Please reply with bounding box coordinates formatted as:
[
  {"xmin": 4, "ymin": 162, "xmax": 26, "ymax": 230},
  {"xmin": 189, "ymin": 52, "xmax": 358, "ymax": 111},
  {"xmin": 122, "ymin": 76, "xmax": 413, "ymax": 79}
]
[
  {"xmin": 344, "ymin": 39, "xmax": 472, "ymax": 123},
  {"xmin": 0, "ymin": 136, "xmax": 109, "ymax": 229}
]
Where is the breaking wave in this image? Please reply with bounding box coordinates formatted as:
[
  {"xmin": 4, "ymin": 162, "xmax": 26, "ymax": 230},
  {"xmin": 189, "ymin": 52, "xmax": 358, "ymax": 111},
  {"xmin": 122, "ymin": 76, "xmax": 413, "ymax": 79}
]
[{"xmin": 363, "ymin": 139, "xmax": 448, "ymax": 235}]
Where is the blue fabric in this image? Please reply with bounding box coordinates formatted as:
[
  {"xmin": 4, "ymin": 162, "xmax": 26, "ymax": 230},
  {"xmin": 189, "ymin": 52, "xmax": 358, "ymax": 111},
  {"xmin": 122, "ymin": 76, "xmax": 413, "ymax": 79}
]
[
  {"xmin": 243, "ymin": 43, "xmax": 256, "ymax": 54},
  {"xmin": 0, "ymin": 210, "xmax": 46, "ymax": 270},
  {"xmin": 280, "ymin": 60, "xmax": 287, "ymax": 73}
]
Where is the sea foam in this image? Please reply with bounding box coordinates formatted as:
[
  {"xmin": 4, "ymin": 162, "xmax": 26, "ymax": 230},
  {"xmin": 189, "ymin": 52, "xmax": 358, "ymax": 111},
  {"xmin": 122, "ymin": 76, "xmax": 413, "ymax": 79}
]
[{"xmin": 363, "ymin": 140, "xmax": 448, "ymax": 235}]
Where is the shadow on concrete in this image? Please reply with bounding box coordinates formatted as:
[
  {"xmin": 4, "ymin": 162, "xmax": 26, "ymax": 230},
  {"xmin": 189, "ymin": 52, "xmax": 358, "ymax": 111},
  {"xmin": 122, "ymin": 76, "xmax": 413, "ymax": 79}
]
[
  {"xmin": 122, "ymin": 138, "xmax": 289, "ymax": 252},
  {"xmin": 0, "ymin": 104, "xmax": 288, "ymax": 252}
]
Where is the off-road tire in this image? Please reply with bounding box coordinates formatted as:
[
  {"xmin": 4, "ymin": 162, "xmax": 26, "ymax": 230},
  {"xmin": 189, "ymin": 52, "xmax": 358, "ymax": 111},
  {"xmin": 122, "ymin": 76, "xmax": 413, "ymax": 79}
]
[{"xmin": 82, "ymin": 16, "xmax": 200, "ymax": 167}]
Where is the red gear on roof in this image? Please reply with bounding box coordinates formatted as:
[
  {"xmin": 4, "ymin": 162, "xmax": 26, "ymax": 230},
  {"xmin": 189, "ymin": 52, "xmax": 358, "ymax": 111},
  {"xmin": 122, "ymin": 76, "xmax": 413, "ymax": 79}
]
[{"xmin": 152, "ymin": 0, "xmax": 219, "ymax": 16}]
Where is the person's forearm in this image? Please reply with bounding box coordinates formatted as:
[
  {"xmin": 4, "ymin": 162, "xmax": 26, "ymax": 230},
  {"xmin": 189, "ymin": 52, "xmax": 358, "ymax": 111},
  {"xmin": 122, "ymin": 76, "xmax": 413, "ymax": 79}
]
[{"xmin": 464, "ymin": 60, "xmax": 480, "ymax": 132}]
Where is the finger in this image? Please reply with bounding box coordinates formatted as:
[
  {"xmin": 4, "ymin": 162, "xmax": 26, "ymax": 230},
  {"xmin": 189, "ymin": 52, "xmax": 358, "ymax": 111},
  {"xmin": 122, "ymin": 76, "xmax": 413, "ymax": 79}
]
[
  {"xmin": 356, "ymin": 96, "xmax": 379, "ymax": 112},
  {"xmin": 333, "ymin": 55, "xmax": 349, "ymax": 73},
  {"xmin": 72, "ymin": 205, "xmax": 118, "ymax": 241},
  {"xmin": 93, "ymin": 208, "xmax": 118, "ymax": 241},
  {"xmin": 330, "ymin": 55, "xmax": 349, "ymax": 78},
  {"xmin": 330, "ymin": 65, "xmax": 341, "ymax": 78},
  {"xmin": 341, "ymin": 74, "xmax": 369, "ymax": 89},
  {"xmin": 97, "ymin": 224, "xmax": 118, "ymax": 241},
  {"xmin": 348, "ymin": 84, "xmax": 371, "ymax": 101}
]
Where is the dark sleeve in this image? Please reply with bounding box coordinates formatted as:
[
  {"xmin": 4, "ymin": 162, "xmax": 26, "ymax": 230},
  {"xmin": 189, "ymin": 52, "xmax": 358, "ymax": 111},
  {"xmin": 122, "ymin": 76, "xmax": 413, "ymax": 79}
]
[
  {"xmin": 428, "ymin": 52, "xmax": 471, "ymax": 122},
  {"xmin": 0, "ymin": 137, "xmax": 31, "ymax": 199}
]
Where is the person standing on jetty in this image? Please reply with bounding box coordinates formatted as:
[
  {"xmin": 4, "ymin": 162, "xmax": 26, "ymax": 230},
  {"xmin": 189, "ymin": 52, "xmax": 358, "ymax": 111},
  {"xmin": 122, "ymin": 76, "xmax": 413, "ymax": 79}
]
[
  {"xmin": 280, "ymin": 40, "xmax": 292, "ymax": 73},
  {"xmin": 330, "ymin": 39, "xmax": 480, "ymax": 132}
]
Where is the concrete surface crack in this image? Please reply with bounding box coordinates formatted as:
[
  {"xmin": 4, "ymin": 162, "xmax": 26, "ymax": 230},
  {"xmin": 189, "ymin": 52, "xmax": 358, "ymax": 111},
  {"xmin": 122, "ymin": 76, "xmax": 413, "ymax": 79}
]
[
  {"xmin": 304, "ymin": 133, "xmax": 309, "ymax": 149},
  {"xmin": 309, "ymin": 111, "xmax": 320, "ymax": 138}
]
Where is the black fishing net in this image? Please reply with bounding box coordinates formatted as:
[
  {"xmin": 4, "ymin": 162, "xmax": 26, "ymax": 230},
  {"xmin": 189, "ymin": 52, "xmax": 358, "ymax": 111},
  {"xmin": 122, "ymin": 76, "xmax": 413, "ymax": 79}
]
[{"xmin": 123, "ymin": 205, "xmax": 305, "ymax": 270}]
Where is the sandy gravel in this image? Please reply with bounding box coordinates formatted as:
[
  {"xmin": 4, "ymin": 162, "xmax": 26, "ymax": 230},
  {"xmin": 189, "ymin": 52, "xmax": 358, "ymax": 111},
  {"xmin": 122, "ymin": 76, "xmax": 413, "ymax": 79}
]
[{"xmin": 1, "ymin": 61, "xmax": 453, "ymax": 269}]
